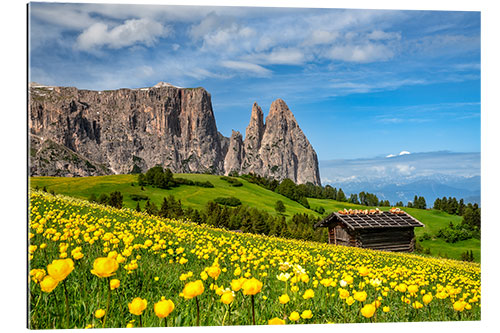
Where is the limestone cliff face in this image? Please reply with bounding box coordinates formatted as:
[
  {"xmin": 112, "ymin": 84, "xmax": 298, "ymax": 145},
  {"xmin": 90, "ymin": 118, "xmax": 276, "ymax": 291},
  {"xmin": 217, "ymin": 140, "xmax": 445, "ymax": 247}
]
[
  {"xmin": 241, "ymin": 102, "xmax": 265, "ymax": 174},
  {"xmin": 256, "ymin": 99, "xmax": 321, "ymax": 185},
  {"xmin": 29, "ymin": 83, "xmax": 224, "ymax": 175},
  {"xmin": 29, "ymin": 82, "xmax": 321, "ymax": 185},
  {"xmin": 223, "ymin": 130, "xmax": 244, "ymax": 175}
]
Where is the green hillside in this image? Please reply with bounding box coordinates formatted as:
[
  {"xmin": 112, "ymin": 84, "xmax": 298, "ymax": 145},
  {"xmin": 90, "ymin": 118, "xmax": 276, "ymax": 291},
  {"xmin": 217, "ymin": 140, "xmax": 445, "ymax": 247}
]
[
  {"xmin": 29, "ymin": 174, "xmax": 479, "ymax": 261},
  {"xmin": 30, "ymin": 174, "xmax": 319, "ymax": 218}
]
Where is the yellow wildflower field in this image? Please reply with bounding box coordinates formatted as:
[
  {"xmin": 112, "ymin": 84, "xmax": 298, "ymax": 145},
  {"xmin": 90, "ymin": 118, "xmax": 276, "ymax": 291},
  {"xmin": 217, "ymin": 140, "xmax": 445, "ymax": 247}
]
[{"xmin": 28, "ymin": 191, "xmax": 480, "ymax": 329}]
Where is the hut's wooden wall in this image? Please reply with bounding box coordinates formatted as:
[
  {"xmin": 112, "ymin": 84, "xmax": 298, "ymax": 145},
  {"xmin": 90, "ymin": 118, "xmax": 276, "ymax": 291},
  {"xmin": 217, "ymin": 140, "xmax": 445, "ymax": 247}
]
[
  {"xmin": 328, "ymin": 224, "xmax": 416, "ymax": 252},
  {"xmin": 357, "ymin": 227, "xmax": 416, "ymax": 252}
]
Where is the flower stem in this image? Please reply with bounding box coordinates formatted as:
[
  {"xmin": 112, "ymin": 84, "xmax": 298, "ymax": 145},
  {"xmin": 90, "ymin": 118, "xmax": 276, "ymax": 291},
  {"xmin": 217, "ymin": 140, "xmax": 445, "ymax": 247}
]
[
  {"xmin": 102, "ymin": 277, "xmax": 111, "ymax": 328},
  {"xmin": 251, "ymin": 295, "xmax": 256, "ymax": 325},
  {"xmin": 164, "ymin": 317, "xmax": 168, "ymax": 327},
  {"xmin": 222, "ymin": 304, "xmax": 231, "ymax": 326},
  {"xmin": 62, "ymin": 280, "xmax": 70, "ymax": 329},
  {"xmin": 195, "ymin": 297, "xmax": 200, "ymax": 326}
]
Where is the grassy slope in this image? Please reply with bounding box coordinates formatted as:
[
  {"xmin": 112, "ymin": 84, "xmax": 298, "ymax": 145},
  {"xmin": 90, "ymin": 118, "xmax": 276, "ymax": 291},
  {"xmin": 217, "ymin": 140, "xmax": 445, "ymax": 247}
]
[
  {"xmin": 30, "ymin": 174, "xmax": 320, "ymax": 218},
  {"xmin": 30, "ymin": 174, "xmax": 480, "ymax": 262}
]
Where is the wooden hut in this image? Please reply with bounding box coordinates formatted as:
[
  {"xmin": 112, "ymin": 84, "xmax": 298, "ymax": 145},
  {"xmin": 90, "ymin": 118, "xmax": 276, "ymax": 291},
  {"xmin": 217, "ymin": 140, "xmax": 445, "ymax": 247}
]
[{"xmin": 315, "ymin": 209, "xmax": 424, "ymax": 252}]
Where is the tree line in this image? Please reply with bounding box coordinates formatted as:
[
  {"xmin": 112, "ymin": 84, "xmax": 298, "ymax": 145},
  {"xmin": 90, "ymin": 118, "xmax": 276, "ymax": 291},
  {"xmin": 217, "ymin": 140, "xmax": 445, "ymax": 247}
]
[{"xmin": 132, "ymin": 194, "xmax": 327, "ymax": 243}]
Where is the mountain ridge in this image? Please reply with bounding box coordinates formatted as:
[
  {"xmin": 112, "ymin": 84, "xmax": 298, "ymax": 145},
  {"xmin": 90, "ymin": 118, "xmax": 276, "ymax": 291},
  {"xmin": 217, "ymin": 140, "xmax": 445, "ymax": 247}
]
[{"xmin": 29, "ymin": 82, "xmax": 321, "ymax": 185}]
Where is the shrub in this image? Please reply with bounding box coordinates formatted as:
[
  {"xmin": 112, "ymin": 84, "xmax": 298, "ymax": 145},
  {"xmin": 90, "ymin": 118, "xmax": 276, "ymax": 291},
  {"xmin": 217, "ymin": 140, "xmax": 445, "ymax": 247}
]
[
  {"xmin": 220, "ymin": 176, "xmax": 243, "ymax": 187},
  {"xmin": 129, "ymin": 194, "xmax": 149, "ymax": 201},
  {"xmin": 214, "ymin": 197, "xmax": 242, "ymax": 207}
]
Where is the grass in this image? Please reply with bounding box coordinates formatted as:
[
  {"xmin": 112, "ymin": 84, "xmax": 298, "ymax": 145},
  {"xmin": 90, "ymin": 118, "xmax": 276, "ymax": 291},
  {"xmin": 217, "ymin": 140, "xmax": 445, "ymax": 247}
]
[
  {"xmin": 30, "ymin": 174, "xmax": 319, "ymax": 218},
  {"xmin": 30, "ymin": 174, "xmax": 480, "ymax": 262}
]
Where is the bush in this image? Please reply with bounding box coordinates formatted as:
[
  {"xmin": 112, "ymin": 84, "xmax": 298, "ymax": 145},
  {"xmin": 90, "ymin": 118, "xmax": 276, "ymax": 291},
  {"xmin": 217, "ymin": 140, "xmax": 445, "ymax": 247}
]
[
  {"xmin": 275, "ymin": 200, "xmax": 286, "ymax": 214},
  {"xmin": 130, "ymin": 194, "xmax": 149, "ymax": 201},
  {"xmin": 436, "ymin": 223, "xmax": 473, "ymax": 243},
  {"xmin": 214, "ymin": 197, "xmax": 242, "ymax": 207},
  {"xmin": 220, "ymin": 176, "xmax": 243, "ymax": 187},
  {"xmin": 194, "ymin": 181, "xmax": 214, "ymax": 188},
  {"xmin": 174, "ymin": 178, "xmax": 194, "ymax": 186},
  {"xmin": 314, "ymin": 206, "xmax": 325, "ymax": 214},
  {"xmin": 419, "ymin": 232, "xmax": 432, "ymax": 242},
  {"xmin": 461, "ymin": 250, "xmax": 475, "ymax": 262},
  {"xmin": 109, "ymin": 191, "xmax": 123, "ymax": 209}
]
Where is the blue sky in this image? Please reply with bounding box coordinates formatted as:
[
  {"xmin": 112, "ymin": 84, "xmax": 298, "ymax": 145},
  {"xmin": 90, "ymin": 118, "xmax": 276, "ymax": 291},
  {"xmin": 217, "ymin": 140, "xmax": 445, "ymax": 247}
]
[{"xmin": 28, "ymin": 2, "xmax": 480, "ymax": 161}]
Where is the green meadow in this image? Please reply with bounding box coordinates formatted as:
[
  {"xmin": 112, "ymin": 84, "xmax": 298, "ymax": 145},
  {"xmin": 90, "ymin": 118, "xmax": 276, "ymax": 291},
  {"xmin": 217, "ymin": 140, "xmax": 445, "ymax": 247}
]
[{"xmin": 30, "ymin": 174, "xmax": 479, "ymax": 262}]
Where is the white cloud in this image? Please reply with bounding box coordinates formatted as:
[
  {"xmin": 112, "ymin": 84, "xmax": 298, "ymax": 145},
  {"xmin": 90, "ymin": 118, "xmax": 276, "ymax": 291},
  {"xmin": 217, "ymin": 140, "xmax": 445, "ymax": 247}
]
[
  {"xmin": 367, "ymin": 30, "xmax": 401, "ymax": 41},
  {"xmin": 245, "ymin": 47, "xmax": 307, "ymax": 65},
  {"xmin": 395, "ymin": 164, "xmax": 415, "ymax": 175},
  {"xmin": 220, "ymin": 61, "xmax": 271, "ymax": 77},
  {"xmin": 399, "ymin": 151, "xmax": 411, "ymax": 155},
  {"xmin": 327, "ymin": 43, "xmax": 394, "ymax": 63},
  {"xmin": 304, "ymin": 30, "xmax": 340, "ymax": 46},
  {"xmin": 75, "ymin": 18, "xmax": 168, "ymax": 51}
]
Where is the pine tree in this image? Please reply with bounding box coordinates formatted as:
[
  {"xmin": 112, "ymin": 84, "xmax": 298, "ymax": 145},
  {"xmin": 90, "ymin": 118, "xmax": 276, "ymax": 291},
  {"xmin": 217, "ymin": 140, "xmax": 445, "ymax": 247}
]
[
  {"xmin": 275, "ymin": 200, "xmax": 286, "ymax": 214},
  {"xmin": 337, "ymin": 189, "xmax": 347, "ymax": 202}
]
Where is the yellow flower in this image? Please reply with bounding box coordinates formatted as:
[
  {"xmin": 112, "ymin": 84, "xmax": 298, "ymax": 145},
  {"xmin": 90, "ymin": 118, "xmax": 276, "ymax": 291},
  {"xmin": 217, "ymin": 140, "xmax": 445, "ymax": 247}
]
[
  {"xmin": 30, "ymin": 268, "xmax": 46, "ymax": 283},
  {"xmin": 154, "ymin": 299, "xmax": 175, "ymax": 318},
  {"xmin": 107, "ymin": 251, "xmax": 118, "ymax": 259},
  {"xmin": 183, "ymin": 280, "xmax": 204, "ymax": 299},
  {"xmin": 383, "ymin": 306, "xmax": 390, "ymax": 313},
  {"xmin": 302, "ymin": 289, "xmax": 315, "ymax": 300},
  {"xmin": 370, "ymin": 278, "xmax": 382, "ymax": 288},
  {"xmin": 412, "ymin": 301, "xmax": 423, "ymax": 309},
  {"xmin": 289, "ymin": 311, "xmax": 300, "ymax": 321},
  {"xmin": 277, "ymin": 272, "xmax": 291, "ymax": 282},
  {"xmin": 242, "ymin": 277, "xmax": 263, "ymax": 295},
  {"xmin": 47, "ymin": 258, "xmax": 74, "ymax": 281},
  {"xmin": 29, "ymin": 245, "xmax": 38, "ymax": 254},
  {"xmin": 300, "ymin": 310, "xmax": 313, "ymax": 319},
  {"xmin": 179, "ymin": 257, "xmax": 188, "ymax": 264},
  {"xmin": 343, "ymin": 275, "xmax": 353, "ymax": 284},
  {"xmin": 396, "ymin": 283, "xmax": 407, "ymax": 293},
  {"xmin": 358, "ymin": 266, "xmax": 370, "ymax": 276},
  {"xmin": 231, "ymin": 278, "xmax": 246, "ymax": 292},
  {"xmin": 423, "ymin": 293, "xmax": 433, "ymax": 305},
  {"xmin": 408, "ymin": 285, "xmax": 419, "ymax": 294},
  {"xmin": 221, "ymin": 291, "xmax": 235, "ymax": 305},
  {"xmin": 207, "ymin": 266, "xmax": 221, "ymax": 280},
  {"xmin": 346, "ymin": 296, "xmax": 355, "ymax": 306},
  {"xmin": 128, "ymin": 297, "xmax": 148, "ymax": 316},
  {"xmin": 91, "ymin": 257, "xmax": 119, "ymax": 278},
  {"xmin": 354, "ymin": 291, "xmax": 367, "ymax": 302},
  {"xmin": 279, "ymin": 294, "xmax": 290, "ymax": 304},
  {"xmin": 40, "ymin": 275, "xmax": 59, "ymax": 293},
  {"xmin": 338, "ymin": 288, "xmax": 350, "ymax": 299},
  {"xmin": 94, "ymin": 309, "xmax": 106, "ymax": 319},
  {"xmin": 453, "ymin": 300, "xmax": 467, "ymax": 312},
  {"xmin": 110, "ymin": 278, "xmax": 120, "ymax": 290},
  {"xmin": 361, "ymin": 304, "xmax": 376, "ymax": 318},
  {"xmin": 268, "ymin": 317, "xmax": 285, "ymax": 325}
]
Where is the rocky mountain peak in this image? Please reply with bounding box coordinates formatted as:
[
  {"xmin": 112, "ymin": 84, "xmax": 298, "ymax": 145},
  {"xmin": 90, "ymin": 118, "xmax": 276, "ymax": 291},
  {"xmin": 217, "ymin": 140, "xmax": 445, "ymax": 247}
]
[
  {"xmin": 153, "ymin": 81, "xmax": 181, "ymax": 88},
  {"xmin": 29, "ymin": 83, "xmax": 321, "ymax": 185},
  {"xmin": 267, "ymin": 98, "xmax": 297, "ymax": 122}
]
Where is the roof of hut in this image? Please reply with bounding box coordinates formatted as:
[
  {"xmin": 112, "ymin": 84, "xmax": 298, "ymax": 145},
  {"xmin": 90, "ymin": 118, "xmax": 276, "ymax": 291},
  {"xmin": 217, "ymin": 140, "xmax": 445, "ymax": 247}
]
[{"xmin": 315, "ymin": 208, "xmax": 424, "ymax": 230}]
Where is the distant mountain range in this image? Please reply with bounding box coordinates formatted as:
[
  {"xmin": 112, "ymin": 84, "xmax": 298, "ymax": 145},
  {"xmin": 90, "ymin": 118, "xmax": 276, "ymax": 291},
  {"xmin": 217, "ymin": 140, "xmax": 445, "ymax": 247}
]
[{"xmin": 320, "ymin": 151, "xmax": 480, "ymax": 206}]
